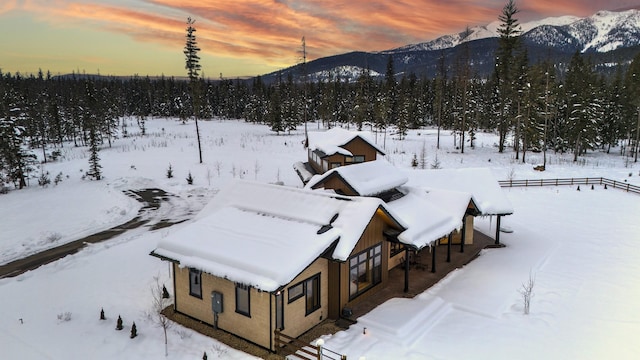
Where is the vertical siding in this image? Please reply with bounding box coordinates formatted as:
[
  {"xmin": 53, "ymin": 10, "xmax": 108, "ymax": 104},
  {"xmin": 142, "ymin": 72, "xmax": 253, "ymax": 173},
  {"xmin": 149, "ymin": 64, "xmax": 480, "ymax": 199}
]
[
  {"xmin": 337, "ymin": 214, "xmax": 390, "ymax": 311},
  {"xmin": 343, "ymin": 138, "xmax": 379, "ymax": 162}
]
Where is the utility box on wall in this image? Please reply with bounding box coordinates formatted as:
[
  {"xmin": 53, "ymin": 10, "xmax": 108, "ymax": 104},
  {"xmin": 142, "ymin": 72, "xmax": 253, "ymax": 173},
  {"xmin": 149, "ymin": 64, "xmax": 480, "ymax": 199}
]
[{"xmin": 211, "ymin": 291, "xmax": 223, "ymax": 314}]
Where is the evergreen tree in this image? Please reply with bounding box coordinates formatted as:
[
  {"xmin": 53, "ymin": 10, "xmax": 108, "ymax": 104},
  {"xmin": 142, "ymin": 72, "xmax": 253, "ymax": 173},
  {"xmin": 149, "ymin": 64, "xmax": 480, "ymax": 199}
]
[
  {"xmin": 494, "ymin": 0, "xmax": 522, "ymax": 153},
  {"xmin": 625, "ymin": 52, "xmax": 640, "ymax": 162},
  {"xmin": 184, "ymin": 17, "xmax": 203, "ymax": 164}
]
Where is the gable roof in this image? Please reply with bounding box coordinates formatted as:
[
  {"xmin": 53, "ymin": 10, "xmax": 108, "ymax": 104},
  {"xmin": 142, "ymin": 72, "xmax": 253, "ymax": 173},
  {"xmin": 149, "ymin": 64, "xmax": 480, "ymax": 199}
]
[
  {"xmin": 388, "ymin": 187, "xmax": 465, "ymax": 250},
  {"xmin": 309, "ymin": 128, "xmax": 386, "ymax": 157},
  {"xmin": 151, "ymin": 180, "xmax": 406, "ymax": 292},
  {"xmin": 305, "ymin": 159, "xmax": 408, "ymax": 196},
  {"xmin": 404, "ymin": 168, "xmax": 514, "ymax": 216}
]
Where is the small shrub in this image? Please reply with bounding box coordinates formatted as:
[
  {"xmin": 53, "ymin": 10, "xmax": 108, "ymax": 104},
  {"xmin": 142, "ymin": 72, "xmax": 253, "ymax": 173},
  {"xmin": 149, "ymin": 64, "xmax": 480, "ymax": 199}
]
[
  {"xmin": 162, "ymin": 285, "xmax": 170, "ymax": 299},
  {"xmin": 54, "ymin": 172, "xmax": 63, "ymax": 185},
  {"xmin": 100, "ymin": 308, "xmax": 106, "ymax": 320},
  {"xmin": 116, "ymin": 315, "xmax": 123, "ymax": 330},
  {"xmin": 38, "ymin": 171, "xmax": 51, "ymax": 187},
  {"xmin": 130, "ymin": 322, "xmax": 137, "ymax": 338},
  {"xmin": 411, "ymin": 154, "xmax": 418, "ymax": 168},
  {"xmin": 57, "ymin": 312, "xmax": 72, "ymax": 322},
  {"xmin": 519, "ymin": 272, "xmax": 536, "ymax": 315},
  {"xmin": 186, "ymin": 172, "xmax": 194, "ymax": 185},
  {"xmin": 166, "ymin": 164, "xmax": 173, "ymax": 179}
]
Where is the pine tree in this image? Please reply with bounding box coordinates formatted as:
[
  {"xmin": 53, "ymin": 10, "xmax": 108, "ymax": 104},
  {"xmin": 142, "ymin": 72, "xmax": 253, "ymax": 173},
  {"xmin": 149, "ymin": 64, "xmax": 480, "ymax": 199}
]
[
  {"xmin": 116, "ymin": 315, "xmax": 123, "ymax": 330},
  {"xmin": 130, "ymin": 322, "xmax": 137, "ymax": 338},
  {"xmin": 625, "ymin": 52, "xmax": 640, "ymax": 162},
  {"xmin": 494, "ymin": 0, "xmax": 522, "ymax": 153},
  {"xmin": 184, "ymin": 17, "xmax": 203, "ymax": 164}
]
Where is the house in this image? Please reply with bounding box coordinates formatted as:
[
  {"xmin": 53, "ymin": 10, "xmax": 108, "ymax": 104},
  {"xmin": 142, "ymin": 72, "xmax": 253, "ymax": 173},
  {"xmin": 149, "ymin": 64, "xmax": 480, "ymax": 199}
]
[
  {"xmin": 294, "ymin": 128, "xmax": 385, "ymax": 183},
  {"xmin": 150, "ymin": 180, "xmax": 411, "ymax": 351},
  {"xmin": 304, "ymin": 159, "xmax": 480, "ymax": 277}
]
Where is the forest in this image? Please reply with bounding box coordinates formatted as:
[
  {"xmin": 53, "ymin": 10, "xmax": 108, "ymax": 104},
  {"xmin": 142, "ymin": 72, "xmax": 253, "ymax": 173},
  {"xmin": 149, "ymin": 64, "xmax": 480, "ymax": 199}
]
[{"xmin": 2, "ymin": 1, "xmax": 640, "ymax": 190}]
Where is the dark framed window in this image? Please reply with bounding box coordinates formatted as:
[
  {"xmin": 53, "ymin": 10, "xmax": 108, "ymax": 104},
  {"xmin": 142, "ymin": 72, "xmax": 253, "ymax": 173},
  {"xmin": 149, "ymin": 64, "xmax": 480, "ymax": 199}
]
[
  {"xmin": 349, "ymin": 243, "xmax": 382, "ymax": 299},
  {"xmin": 235, "ymin": 284, "xmax": 251, "ymax": 317},
  {"xmin": 305, "ymin": 274, "xmax": 321, "ymax": 315},
  {"xmin": 288, "ymin": 282, "xmax": 304, "ymax": 303},
  {"xmin": 390, "ymin": 242, "xmax": 404, "ymax": 257},
  {"xmin": 189, "ymin": 268, "xmax": 202, "ymax": 298},
  {"xmin": 330, "ymin": 162, "xmax": 342, "ymax": 169},
  {"xmin": 275, "ymin": 291, "xmax": 284, "ymax": 330},
  {"xmin": 345, "ymin": 155, "xmax": 365, "ymax": 164}
]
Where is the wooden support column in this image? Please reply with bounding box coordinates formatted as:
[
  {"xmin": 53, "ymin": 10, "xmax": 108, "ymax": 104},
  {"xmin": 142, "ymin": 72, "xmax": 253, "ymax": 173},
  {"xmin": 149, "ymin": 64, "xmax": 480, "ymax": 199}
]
[
  {"xmin": 446, "ymin": 233, "xmax": 452, "ymax": 262},
  {"xmin": 495, "ymin": 215, "xmax": 502, "ymax": 245},
  {"xmin": 431, "ymin": 243, "xmax": 437, "ymax": 273},
  {"xmin": 460, "ymin": 216, "xmax": 466, "ymax": 253},
  {"xmin": 404, "ymin": 248, "xmax": 410, "ymax": 293}
]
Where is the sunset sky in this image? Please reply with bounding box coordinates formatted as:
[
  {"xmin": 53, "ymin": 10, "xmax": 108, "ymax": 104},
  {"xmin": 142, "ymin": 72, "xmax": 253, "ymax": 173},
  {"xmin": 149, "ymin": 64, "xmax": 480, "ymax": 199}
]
[{"xmin": 1, "ymin": 0, "xmax": 639, "ymax": 78}]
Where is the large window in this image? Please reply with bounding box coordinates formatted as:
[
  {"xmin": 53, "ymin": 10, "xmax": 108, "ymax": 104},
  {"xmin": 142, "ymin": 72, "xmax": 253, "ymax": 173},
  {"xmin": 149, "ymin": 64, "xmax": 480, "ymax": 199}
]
[
  {"xmin": 349, "ymin": 243, "xmax": 382, "ymax": 299},
  {"xmin": 189, "ymin": 268, "xmax": 202, "ymax": 298},
  {"xmin": 235, "ymin": 284, "xmax": 251, "ymax": 317},
  {"xmin": 305, "ymin": 274, "xmax": 321, "ymax": 315}
]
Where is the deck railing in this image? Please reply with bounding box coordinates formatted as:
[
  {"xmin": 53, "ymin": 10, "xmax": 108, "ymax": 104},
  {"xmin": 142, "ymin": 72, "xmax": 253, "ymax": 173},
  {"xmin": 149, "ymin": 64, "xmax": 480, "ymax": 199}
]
[
  {"xmin": 498, "ymin": 177, "xmax": 640, "ymax": 195},
  {"xmin": 274, "ymin": 330, "xmax": 347, "ymax": 360}
]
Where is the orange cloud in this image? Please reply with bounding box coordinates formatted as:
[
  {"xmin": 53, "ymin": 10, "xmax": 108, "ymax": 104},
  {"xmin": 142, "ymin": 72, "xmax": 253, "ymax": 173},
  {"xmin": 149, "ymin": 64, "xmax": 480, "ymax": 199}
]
[
  {"xmin": 13, "ymin": 0, "xmax": 640, "ymax": 75},
  {"xmin": 0, "ymin": 0, "xmax": 18, "ymax": 14}
]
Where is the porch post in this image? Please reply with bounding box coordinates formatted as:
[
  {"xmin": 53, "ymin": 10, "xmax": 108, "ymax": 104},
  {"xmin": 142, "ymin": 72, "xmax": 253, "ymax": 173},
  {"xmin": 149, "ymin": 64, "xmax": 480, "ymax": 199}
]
[
  {"xmin": 431, "ymin": 243, "xmax": 437, "ymax": 273},
  {"xmin": 460, "ymin": 216, "xmax": 466, "ymax": 253},
  {"xmin": 404, "ymin": 248, "xmax": 410, "ymax": 293},
  {"xmin": 495, "ymin": 215, "xmax": 502, "ymax": 245},
  {"xmin": 446, "ymin": 233, "xmax": 452, "ymax": 262}
]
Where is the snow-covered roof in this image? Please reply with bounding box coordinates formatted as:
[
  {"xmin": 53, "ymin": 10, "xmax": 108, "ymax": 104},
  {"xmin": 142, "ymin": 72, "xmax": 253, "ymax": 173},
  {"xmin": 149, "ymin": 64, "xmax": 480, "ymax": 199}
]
[
  {"xmin": 305, "ymin": 159, "xmax": 408, "ymax": 196},
  {"xmin": 309, "ymin": 128, "xmax": 385, "ymax": 157},
  {"xmin": 404, "ymin": 168, "xmax": 514, "ymax": 215},
  {"xmin": 152, "ymin": 180, "xmax": 405, "ymax": 292},
  {"xmin": 388, "ymin": 187, "xmax": 468, "ymax": 250}
]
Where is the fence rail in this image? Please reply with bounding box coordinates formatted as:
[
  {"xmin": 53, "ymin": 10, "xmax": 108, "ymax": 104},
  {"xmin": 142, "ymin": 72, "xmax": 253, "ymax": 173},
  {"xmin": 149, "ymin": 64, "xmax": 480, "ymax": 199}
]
[
  {"xmin": 499, "ymin": 177, "xmax": 640, "ymax": 195},
  {"xmin": 274, "ymin": 330, "xmax": 346, "ymax": 360}
]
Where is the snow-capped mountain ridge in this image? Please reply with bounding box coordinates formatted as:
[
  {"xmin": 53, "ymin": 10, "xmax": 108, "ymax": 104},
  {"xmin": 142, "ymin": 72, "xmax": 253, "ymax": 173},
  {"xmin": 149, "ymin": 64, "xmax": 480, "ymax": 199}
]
[{"xmin": 387, "ymin": 9, "xmax": 640, "ymax": 54}]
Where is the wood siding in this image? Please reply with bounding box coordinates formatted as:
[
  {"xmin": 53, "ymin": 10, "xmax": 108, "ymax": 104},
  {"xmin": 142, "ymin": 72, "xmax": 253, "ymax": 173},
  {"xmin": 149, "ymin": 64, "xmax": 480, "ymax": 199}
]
[
  {"xmin": 277, "ymin": 259, "xmax": 329, "ymax": 348},
  {"xmin": 174, "ymin": 264, "xmax": 272, "ymax": 349},
  {"xmin": 335, "ymin": 213, "xmax": 391, "ymax": 313},
  {"xmin": 342, "ymin": 137, "xmax": 379, "ymax": 163}
]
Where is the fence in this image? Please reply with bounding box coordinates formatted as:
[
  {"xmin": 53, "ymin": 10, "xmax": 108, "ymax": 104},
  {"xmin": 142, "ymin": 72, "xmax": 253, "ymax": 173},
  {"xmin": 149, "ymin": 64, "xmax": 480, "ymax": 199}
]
[
  {"xmin": 498, "ymin": 177, "xmax": 640, "ymax": 195},
  {"xmin": 274, "ymin": 330, "xmax": 347, "ymax": 360}
]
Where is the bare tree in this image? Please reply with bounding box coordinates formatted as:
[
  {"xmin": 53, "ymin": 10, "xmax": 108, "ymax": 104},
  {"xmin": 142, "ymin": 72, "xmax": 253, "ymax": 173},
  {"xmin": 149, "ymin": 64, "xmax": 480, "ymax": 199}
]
[
  {"xmin": 149, "ymin": 276, "xmax": 173, "ymax": 356},
  {"xmin": 519, "ymin": 271, "xmax": 536, "ymax": 315}
]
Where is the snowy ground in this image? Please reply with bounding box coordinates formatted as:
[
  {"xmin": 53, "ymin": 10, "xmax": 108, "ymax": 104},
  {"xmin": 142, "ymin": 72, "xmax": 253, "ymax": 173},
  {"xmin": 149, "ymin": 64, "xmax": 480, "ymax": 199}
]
[{"xmin": 0, "ymin": 118, "xmax": 639, "ymax": 359}]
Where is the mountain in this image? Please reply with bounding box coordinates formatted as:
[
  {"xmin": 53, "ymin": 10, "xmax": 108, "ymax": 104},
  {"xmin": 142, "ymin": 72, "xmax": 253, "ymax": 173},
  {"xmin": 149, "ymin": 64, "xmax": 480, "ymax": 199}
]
[{"xmin": 261, "ymin": 9, "xmax": 640, "ymax": 83}]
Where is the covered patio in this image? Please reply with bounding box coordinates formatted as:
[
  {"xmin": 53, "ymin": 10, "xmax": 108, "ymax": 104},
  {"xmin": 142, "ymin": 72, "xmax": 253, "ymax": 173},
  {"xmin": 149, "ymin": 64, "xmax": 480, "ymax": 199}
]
[{"xmin": 344, "ymin": 229, "xmax": 498, "ymax": 320}]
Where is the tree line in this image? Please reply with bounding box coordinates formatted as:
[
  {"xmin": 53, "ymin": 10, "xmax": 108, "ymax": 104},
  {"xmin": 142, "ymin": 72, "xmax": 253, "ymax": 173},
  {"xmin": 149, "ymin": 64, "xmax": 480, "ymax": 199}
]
[{"xmin": 1, "ymin": 1, "xmax": 639, "ymax": 190}]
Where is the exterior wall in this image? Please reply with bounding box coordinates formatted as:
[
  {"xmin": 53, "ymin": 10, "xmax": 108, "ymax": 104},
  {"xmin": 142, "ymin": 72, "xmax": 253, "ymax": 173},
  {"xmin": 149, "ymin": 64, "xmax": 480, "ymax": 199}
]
[
  {"xmin": 342, "ymin": 138, "xmax": 379, "ymax": 162},
  {"xmin": 336, "ymin": 214, "xmax": 391, "ymax": 312},
  {"xmin": 307, "ymin": 137, "xmax": 379, "ymax": 175},
  {"xmin": 314, "ymin": 175, "xmax": 358, "ymax": 196},
  {"xmin": 174, "ymin": 264, "xmax": 272, "ymax": 349},
  {"xmin": 388, "ymin": 248, "xmax": 406, "ymax": 270},
  {"xmin": 448, "ymin": 215, "xmax": 474, "ymax": 245},
  {"xmin": 278, "ymin": 259, "xmax": 329, "ymax": 343}
]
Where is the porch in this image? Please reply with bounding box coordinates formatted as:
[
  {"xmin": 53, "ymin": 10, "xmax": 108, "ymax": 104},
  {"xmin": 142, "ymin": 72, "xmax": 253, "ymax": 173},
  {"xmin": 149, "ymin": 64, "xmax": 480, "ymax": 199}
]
[{"xmin": 343, "ymin": 229, "xmax": 498, "ymax": 320}]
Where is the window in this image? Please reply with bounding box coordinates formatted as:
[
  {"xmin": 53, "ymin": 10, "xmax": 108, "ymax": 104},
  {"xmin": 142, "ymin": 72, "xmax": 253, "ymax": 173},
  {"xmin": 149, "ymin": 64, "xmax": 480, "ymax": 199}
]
[
  {"xmin": 345, "ymin": 155, "xmax": 365, "ymax": 164},
  {"xmin": 288, "ymin": 283, "xmax": 304, "ymax": 303},
  {"xmin": 189, "ymin": 268, "xmax": 202, "ymax": 298},
  {"xmin": 353, "ymin": 155, "xmax": 365, "ymax": 163},
  {"xmin": 330, "ymin": 162, "xmax": 342, "ymax": 169},
  {"xmin": 305, "ymin": 274, "xmax": 321, "ymax": 315},
  {"xmin": 349, "ymin": 243, "xmax": 382, "ymax": 299},
  {"xmin": 390, "ymin": 242, "xmax": 404, "ymax": 257},
  {"xmin": 235, "ymin": 284, "xmax": 250, "ymax": 317}
]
